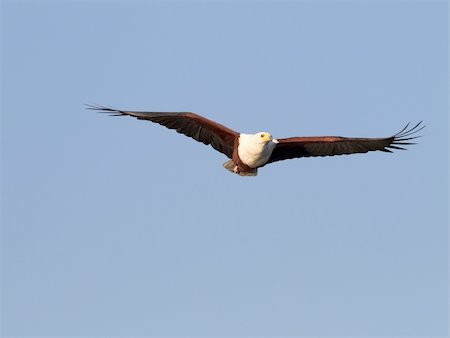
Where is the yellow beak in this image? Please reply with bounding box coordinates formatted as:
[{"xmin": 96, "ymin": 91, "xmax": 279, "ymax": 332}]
[{"xmin": 262, "ymin": 133, "xmax": 272, "ymax": 143}]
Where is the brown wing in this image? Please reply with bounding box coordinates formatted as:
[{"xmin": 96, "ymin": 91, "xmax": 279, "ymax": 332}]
[
  {"xmin": 88, "ymin": 105, "xmax": 239, "ymax": 158},
  {"xmin": 267, "ymin": 122, "xmax": 424, "ymax": 164}
]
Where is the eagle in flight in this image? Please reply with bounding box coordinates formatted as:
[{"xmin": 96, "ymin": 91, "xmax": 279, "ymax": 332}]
[{"xmin": 89, "ymin": 105, "xmax": 423, "ymax": 176}]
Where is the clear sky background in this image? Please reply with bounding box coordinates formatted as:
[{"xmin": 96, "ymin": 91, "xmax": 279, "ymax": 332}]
[{"xmin": 1, "ymin": 1, "xmax": 448, "ymax": 337}]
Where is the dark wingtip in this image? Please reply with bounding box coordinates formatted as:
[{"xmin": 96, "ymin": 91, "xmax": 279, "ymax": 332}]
[
  {"xmin": 86, "ymin": 103, "xmax": 124, "ymax": 116},
  {"xmin": 387, "ymin": 145, "xmax": 407, "ymax": 150},
  {"xmin": 86, "ymin": 103, "xmax": 114, "ymax": 112},
  {"xmin": 387, "ymin": 121, "xmax": 424, "ymax": 152},
  {"xmin": 394, "ymin": 121, "xmax": 425, "ymax": 141}
]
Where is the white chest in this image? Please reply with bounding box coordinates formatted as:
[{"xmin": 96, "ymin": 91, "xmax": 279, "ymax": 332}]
[{"xmin": 237, "ymin": 134, "xmax": 277, "ymax": 168}]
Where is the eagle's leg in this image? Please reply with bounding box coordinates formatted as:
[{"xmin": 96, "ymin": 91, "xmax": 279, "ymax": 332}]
[
  {"xmin": 223, "ymin": 159, "xmax": 239, "ymax": 173},
  {"xmin": 223, "ymin": 160, "xmax": 257, "ymax": 176}
]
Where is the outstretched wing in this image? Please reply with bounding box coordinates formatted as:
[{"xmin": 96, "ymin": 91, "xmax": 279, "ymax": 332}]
[
  {"xmin": 88, "ymin": 105, "xmax": 239, "ymax": 158},
  {"xmin": 267, "ymin": 122, "xmax": 424, "ymax": 164}
]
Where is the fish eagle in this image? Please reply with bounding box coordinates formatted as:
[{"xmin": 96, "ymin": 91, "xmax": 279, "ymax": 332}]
[{"xmin": 89, "ymin": 105, "xmax": 423, "ymax": 176}]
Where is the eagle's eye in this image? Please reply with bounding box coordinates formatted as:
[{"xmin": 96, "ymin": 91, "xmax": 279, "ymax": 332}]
[{"xmin": 260, "ymin": 134, "xmax": 264, "ymax": 138}]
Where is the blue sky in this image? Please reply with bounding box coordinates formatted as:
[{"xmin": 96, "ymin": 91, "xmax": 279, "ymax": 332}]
[{"xmin": 1, "ymin": 1, "xmax": 448, "ymax": 337}]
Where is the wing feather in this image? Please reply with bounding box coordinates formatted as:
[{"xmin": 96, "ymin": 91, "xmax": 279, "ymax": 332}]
[
  {"xmin": 88, "ymin": 105, "xmax": 238, "ymax": 158},
  {"xmin": 267, "ymin": 122, "xmax": 424, "ymax": 164}
]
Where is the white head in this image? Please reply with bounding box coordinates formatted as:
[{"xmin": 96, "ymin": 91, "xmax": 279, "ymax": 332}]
[
  {"xmin": 237, "ymin": 132, "xmax": 279, "ymax": 168},
  {"xmin": 255, "ymin": 132, "xmax": 279, "ymax": 144}
]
